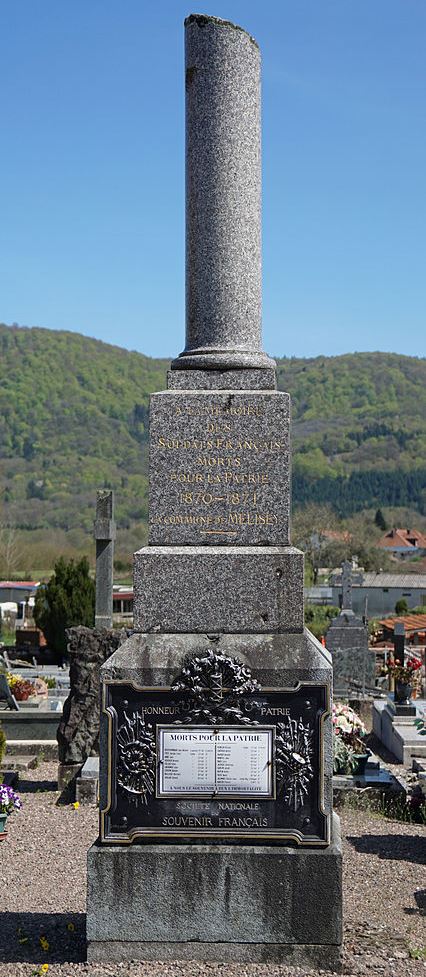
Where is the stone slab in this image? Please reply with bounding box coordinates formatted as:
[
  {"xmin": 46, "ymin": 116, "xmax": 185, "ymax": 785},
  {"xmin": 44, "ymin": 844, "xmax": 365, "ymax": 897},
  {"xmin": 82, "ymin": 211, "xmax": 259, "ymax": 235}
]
[
  {"xmin": 148, "ymin": 391, "xmax": 290, "ymax": 547},
  {"xmin": 81, "ymin": 756, "xmax": 100, "ymax": 779},
  {"xmin": 388, "ymin": 699, "xmax": 417, "ymax": 717},
  {"xmin": 133, "ymin": 546, "xmax": 303, "ymax": 633},
  {"xmin": 167, "ymin": 369, "xmax": 277, "ymax": 390},
  {"xmin": 0, "ymin": 712, "xmax": 61, "ymax": 740},
  {"xmin": 2, "ymin": 755, "xmax": 37, "ymax": 771},
  {"xmin": 4, "ymin": 739, "xmax": 58, "ymax": 758},
  {"xmin": 58, "ymin": 762, "xmax": 81, "ymax": 791},
  {"xmin": 101, "ymin": 628, "xmax": 333, "ymax": 689},
  {"xmin": 373, "ymin": 702, "xmax": 426, "ymax": 763},
  {"xmin": 76, "ymin": 777, "xmax": 98, "ymax": 805},
  {"xmin": 87, "ymin": 814, "xmax": 342, "ymax": 959},
  {"xmin": 87, "ymin": 941, "xmax": 342, "ymax": 968}
]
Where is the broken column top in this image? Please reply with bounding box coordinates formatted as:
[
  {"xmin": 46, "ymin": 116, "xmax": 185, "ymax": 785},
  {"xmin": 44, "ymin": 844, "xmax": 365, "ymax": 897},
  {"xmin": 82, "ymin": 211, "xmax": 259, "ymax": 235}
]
[
  {"xmin": 184, "ymin": 13, "xmax": 259, "ymax": 47},
  {"xmin": 171, "ymin": 13, "xmax": 275, "ymax": 374}
]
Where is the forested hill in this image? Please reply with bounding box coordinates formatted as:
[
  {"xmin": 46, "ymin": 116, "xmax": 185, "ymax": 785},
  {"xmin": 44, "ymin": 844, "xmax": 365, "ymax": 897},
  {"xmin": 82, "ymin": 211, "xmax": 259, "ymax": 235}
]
[
  {"xmin": 0, "ymin": 324, "xmax": 425, "ymax": 546},
  {"xmin": 276, "ymin": 353, "xmax": 426, "ymax": 514}
]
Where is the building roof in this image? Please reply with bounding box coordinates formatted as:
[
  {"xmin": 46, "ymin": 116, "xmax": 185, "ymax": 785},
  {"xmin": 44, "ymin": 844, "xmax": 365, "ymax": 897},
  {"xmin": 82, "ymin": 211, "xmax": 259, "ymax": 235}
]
[
  {"xmin": 378, "ymin": 613, "xmax": 426, "ymax": 634},
  {"xmin": 378, "ymin": 528, "xmax": 426, "ymax": 550},
  {"xmin": 359, "ymin": 573, "xmax": 426, "ymax": 589},
  {"xmin": 0, "ymin": 581, "xmax": 39, "ymax": 589}
]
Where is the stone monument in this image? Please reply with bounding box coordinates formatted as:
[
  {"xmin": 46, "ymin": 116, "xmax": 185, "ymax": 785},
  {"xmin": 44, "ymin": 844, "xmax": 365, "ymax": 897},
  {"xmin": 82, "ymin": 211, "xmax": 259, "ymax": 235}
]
[
  {"xmin": 87, "ymin": 15, "xmax": 342, "ymax": 968},
  {"xmin": 326, "ymin": 560, "xmax": 375, "ymax": 695}
]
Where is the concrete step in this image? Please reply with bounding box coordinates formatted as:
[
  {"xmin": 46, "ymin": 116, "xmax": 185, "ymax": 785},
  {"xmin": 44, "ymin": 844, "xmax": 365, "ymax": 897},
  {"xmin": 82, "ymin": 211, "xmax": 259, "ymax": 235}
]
[
  {"xmin": 5, "ymin": 739, "xmax": 58, "ymax": 758},
  {"xmin": 2, "ymin": 755, "xmax": 38, "ymax": 771}
]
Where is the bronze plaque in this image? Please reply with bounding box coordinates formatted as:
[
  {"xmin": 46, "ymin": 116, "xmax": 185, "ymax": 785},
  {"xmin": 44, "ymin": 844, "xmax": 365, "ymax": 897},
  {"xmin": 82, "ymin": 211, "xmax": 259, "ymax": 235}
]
[{"xmin": 100, "ymin": 652, "xmax": 330, "ymax": 846}]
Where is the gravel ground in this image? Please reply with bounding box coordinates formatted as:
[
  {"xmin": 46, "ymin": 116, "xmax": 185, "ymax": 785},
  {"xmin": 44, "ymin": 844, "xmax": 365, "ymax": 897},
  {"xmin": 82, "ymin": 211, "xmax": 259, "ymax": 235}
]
[{"xmin": 0, "ymin": 761, "xmax": 425, "ymax": 977}]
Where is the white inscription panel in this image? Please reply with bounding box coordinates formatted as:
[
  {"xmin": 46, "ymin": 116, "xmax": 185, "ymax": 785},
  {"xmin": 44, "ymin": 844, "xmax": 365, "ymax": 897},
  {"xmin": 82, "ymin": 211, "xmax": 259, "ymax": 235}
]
[{"xmin": 157, "ymin": 726, "xmax": 273, "ymax": 798}]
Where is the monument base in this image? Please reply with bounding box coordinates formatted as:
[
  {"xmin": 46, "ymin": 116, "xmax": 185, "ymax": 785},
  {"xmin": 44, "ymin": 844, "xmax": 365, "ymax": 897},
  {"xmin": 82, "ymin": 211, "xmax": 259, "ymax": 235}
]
[{"xmin": 87, "ymin": 814, "xmax": 342, "ymax": 969}]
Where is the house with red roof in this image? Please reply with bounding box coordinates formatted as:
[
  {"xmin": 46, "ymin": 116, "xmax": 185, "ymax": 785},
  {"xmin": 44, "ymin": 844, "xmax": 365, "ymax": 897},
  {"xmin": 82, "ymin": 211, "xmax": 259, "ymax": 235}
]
[{"xmin": 377, "ymin": 528, "xmax": 426, "ymax": 559}]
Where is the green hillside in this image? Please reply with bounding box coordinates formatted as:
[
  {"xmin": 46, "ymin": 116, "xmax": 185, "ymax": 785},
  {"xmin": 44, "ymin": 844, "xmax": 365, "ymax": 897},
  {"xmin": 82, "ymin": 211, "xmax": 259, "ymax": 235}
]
[
  {"xmin": 277, "ymin": 353, "xmax": 426, "ymax": 514},
  {"xmin": 0, "ymin": 324, "xmax": 425, "ymax": 568}
]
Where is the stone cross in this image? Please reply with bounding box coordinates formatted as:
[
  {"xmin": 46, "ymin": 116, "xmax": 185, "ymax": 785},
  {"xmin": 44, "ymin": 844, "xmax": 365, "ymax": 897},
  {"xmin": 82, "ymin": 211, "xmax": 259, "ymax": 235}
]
[
  {"xmin": 171, "ymin": 14, "xmax": 275, "ymax": 373},
  {"xmin": 341, "ymin": 560, "xmax": 353, "ymax": 611},
  {"xmin": 94, "ymin": 490, "xmax": 115, "ymax": 629}
]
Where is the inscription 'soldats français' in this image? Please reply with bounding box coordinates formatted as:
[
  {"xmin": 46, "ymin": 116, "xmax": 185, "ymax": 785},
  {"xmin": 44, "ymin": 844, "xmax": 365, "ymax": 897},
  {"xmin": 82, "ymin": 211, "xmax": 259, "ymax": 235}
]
[{"xmin": 149, "ymin": 391, "xmax": 290, "ymax": 546}]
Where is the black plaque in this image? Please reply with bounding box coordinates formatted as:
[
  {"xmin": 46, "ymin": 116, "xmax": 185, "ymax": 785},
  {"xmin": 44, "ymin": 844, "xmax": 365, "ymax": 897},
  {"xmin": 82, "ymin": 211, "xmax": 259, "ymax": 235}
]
[{"xmin": 100, "ymin": 652, "xmax": 330, "ymax": 846}]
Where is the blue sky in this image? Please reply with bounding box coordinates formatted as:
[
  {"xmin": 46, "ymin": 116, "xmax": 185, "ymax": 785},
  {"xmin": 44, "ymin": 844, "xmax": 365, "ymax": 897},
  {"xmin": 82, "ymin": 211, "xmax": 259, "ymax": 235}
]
[{"xmin": 1, "ymin": 1, "xmax": 425, "ymax": 360}]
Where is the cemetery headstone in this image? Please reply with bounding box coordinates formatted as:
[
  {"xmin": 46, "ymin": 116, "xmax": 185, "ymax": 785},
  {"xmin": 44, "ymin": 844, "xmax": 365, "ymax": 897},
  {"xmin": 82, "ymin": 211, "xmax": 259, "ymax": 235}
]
[
  {"xmin": 87, "ymin": 15, "xmax": 342, "ymax": 968},
  {"xmin": 94, "ymin": 490, "xmax": 115, "ymax": 630},
  {"xmin": 327, "ymin": 562, "xmax": 375, "ymax": 695}
]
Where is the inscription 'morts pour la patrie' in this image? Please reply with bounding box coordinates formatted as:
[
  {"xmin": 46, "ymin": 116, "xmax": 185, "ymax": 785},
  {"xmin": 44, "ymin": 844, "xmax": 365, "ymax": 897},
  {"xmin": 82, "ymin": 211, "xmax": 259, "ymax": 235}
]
[{"xmin": 148, "ymin": 391, "xmax": 290, "ymax": 546}]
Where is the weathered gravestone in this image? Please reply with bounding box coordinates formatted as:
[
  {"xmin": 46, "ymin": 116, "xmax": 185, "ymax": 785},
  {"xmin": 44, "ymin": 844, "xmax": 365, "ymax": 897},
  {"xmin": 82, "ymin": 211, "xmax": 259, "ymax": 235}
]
[
  {"xmin": 87, "ymin": 15, "xmax": 342, "ymax": 968},
  {"xmin": 327, "ymin": 561, "xmax": 375, "ymax": 696}
]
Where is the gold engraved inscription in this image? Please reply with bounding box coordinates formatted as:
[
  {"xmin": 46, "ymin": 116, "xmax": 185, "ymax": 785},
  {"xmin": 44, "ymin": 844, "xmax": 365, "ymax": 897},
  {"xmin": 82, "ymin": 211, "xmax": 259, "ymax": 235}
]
[{"xmin": 153, "ymin": 396, "xmax": 286, "ymax": 538}]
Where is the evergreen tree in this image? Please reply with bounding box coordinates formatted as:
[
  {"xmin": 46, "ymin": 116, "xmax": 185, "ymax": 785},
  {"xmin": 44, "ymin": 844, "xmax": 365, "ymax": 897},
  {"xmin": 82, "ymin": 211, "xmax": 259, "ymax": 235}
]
[
  {"xmin": 374, "ymin": 508, "xmax": 387, "ymax": 531},
  {"xmin": 34, "ymin": 556, "xmax": 95, "ymax": 659}
]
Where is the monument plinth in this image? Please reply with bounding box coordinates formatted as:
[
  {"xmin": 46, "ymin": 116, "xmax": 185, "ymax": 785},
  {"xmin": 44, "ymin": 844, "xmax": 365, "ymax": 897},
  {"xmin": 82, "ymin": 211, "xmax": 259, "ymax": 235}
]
[{"xmin": 87, "ymin": 14, "xmax": 342, "ymax": 968}]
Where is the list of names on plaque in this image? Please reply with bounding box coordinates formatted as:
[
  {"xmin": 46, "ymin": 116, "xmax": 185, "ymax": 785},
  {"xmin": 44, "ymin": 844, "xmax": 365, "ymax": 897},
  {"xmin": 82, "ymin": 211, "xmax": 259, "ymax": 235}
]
[{"xmin": 157, "ymin": 726, "xmax": 273, "ymax": 798}]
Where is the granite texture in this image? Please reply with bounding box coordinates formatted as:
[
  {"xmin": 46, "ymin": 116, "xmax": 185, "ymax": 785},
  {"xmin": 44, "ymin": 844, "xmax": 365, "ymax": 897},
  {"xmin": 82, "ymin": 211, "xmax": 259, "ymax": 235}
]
[
  {"xmin": 167, "ymin": 368, "xmax": 277, "ymax": 390},
  {"xmin": 326, "ymin": 611, "xmax": 375, "ymax": 694},
  {"xmin": 87, "ymin": 813, "xmax": 342, "ymax": 958},
  {"xmin": 133, "ymin": 546, "xmax": 303, "ymax": 633},
  {"xmin": 148, "ymin": 391, "xmax": 290, "ymax": 546},
  {"xmin": 99, "ymin": 628, "xmax": 334, "ymax": 822},
  {"xmin": 171, "ymin": 15, "xmax": 274, "ymax": 372}
]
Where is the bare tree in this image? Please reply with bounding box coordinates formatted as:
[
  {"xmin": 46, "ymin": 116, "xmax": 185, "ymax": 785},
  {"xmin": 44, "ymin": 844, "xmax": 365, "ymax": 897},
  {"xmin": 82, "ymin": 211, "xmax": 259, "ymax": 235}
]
[{"xmin": 0, "ymin": 525, "xmax": 23, "ymax": 578}]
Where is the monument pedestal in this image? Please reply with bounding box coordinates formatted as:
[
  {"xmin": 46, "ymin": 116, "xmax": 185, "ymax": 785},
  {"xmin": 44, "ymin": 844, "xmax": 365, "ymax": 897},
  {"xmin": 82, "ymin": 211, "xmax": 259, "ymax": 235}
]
[{"xmin": 87, "ymin": 814, "xmax": 342, "ymax": 968}]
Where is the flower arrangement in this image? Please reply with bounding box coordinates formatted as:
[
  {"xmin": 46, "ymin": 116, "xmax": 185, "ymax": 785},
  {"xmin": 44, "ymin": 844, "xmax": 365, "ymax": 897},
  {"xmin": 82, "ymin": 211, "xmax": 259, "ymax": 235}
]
[
  {"xmin": 0, "ymin": 784, "xmax": 22, "ymax": 816},
  {"xmin": 332, "ymin": 702, "xmax": 366, "ymax": 750},
  {"xmin": 6, "ymin": 673, "xmax": 36, "ymax": 701},
  {"xmin": 332, "ymin": 702, "xmax": 369, "ymax": 774},
  {"xmin": 381, "ymin": 656, "xmax": 422, "ymax": 686}
]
